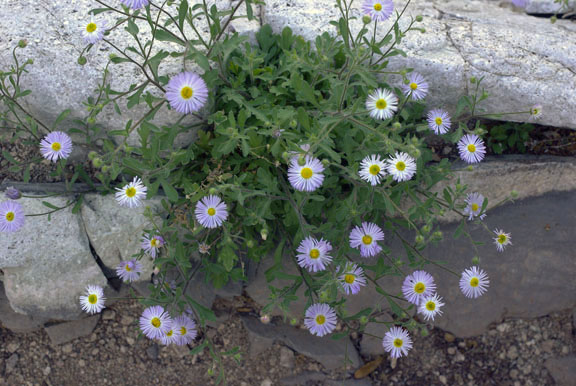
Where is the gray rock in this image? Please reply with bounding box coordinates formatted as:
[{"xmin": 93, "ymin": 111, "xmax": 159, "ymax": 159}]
[
  {"xmin": 280, "ymin": 372, "xmax": 327, "ymax": 386},
  {"xmin": 0, "ymin": 196, "xmax": 107, "ymax": 320},
  {"xmin": 486, "ymin": 0, "xmax": 576, "ymax": 14},
  {"xmin": 44, "ymin": 314, "xmax": 100, "ymax": 345},
  {"xmin": 432, "ymin": 156, "xmax": 576, "ymax": 223},
  {"xmin": 5, "ymin": 354, "xmax": 19, "ymax": 374},
  {"xmin": 544, "ymin": 356, "xmax": 576, "ymax": 386},
  {"xmin": 0, "ymin": 282, "xmax": 47, "ymax": 333},
  {"xmin": 279, "ymin": 346, "xmax": 295, "ymax": 368},
  {"xmin": 261, "ymin": 0, "xmax": 576, "ymax": 129},
  {"xmin": 81, "ymin": 193, "xmax": 163, "ymax": 282},
  {"xmin": 359, "ymin": 314, "xmax": 394, "ymax": 357},
  {"xmin": 242, "ymin": 316, "xmax": 361, "ymax": 370}
]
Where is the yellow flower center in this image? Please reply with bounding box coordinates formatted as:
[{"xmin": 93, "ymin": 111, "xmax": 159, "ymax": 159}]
[
  {"xmin": 435, "ymin": 117, "xmax": 443, "ymax": 126},
  {"xmin": 86, "ymin": 23, "xmax": 97, "ymax": 33},
  {"xmin": 426, "ymin": 301, "xmax": 436, "ymax": 311},
  {"xmin": 51, "ymin": 142, "xmax": 61, "ymax": 152},
  {"xmin": 300, "ymin": 167, "xmax": 313, "ymax": 179},
  {"xmin": 150, "ymin": 238, "xmax": 159, "ymax": 247},
  {"xmin": 410, "ymin": 82, "xmax": 418, "ymax": 90},
  {"xmin": 207, "ymin": 207, "xmax": 216, "ymax": 216},
  {"xmin": 470, "ymin": 277, "xmax": 479, "ymax": 287},
  {"xmin": 88, "ymin": 294, "xmax": 97, "ymax": 304},
  {"xmin": 180, "ymin": 326, "xmax": 187, "ymax": 335},
  {"xmin": 373, "ymin": 3, "xmax": 382, "ymax": 11},
  {"xmin": 396, "ymin": 161, "xmax": 406, "ymax": 171},
  {"xmin": 369, "ymin": 164, "xmax": 380, "ymax": 176},
  {"xmin": 344, "ymin": 274, "xmax": 355, "ymax": 284},
  {"xmin": 125, "ymin": 187, "xmax": 137, "ymax": 198},
  {"xmin": 414, "ymin": 282, "xmax": 425, "ymax": 294},
  {"xmin": 375, "ymin": 98, "xmax": 387, "ymax": 110},
  {"xmin": 151, "ymin": 317, "xmax": 161, "ymax": 328},
  {"xmin": 393, "ymin": 338, "xmax": 403, "ymax": 348},
  {"xmin": 467, "ymin": 144, "xmax": 476, "ymax": 153},
  {"xmin": 315, "ymin": 315, "xmax": 326, "ymax": 325},
  {"xmin": 309, "ymin": 248, "xmax": 320, "ymax": 259},
  {"xmin": 362, "ymin": 235, "xmax": 372, "ymax": 245},
  {"xmin": 471, "ymin": 203, "xmax": 479, "ymax": 212},
  {"xmin": 125, "ymin": 264, "xmax": 132, "ymax": 272},
  {"xmin": 497, "ymin": 234, "xmax": 507, "ymax": 244},
  {"xmin": 166, "ymin": 330, "xmax": 173, "ymax": 337},
  {"xmin": 180, "ymin": 86, "xmax": 194, "ymax": 100},
  {"xmin": 5, "ymin": 212, "xmax": 14, "ymax": 222}
]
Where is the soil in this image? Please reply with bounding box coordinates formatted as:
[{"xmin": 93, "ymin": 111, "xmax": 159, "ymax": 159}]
[{"xmin": 0, "ymin": 295, "xmax": 573, "ymax": 386}]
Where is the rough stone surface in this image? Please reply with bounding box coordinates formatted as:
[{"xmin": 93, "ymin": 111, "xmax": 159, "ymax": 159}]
[
  {"xmin": 359, "ymin": 314, "xmax": 394, "ymax": 357},
  {"xmin": 81, "ymin": 193, "xmax": 163, "ymax": 282},
  {"xmin": 262, "ymin": 0, "xmax": 576, "ymax": 129},
  {"xmin": 0, "ymin": 282, "xmax": 47, "ymax": 333},
  {"xmin": 544, "ymin": 355, "xmax": 576, "ymax": 386},
  {"xmin": 0, "ymin": 196, "xmax": 107, "ymax": 320},
  {"xmin": 433, "ymin": 155, "xmax": 576, "ymax": 222},
  {"xmin": 44, "ymin": 314, "xmax": 100, "ymax": 345},
  {"xmin": 487, "ymin": 0, "xmax": 576, "ymax": 14},
  {"xmin": 242, "ymin": 316, "xmax": 361, "ymax": 370},
  {"xmin": 0, "ymin": 0, "xmax": 253, "ymax": 145}
]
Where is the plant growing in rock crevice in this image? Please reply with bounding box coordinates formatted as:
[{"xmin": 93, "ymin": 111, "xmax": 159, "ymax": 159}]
[{"xmin": 0, "ymin": 0, "xmax": 538, "ymax": 380}]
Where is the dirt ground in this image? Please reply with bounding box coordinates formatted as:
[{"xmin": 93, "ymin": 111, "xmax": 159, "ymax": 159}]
[{"xmin": 0, "ymin": 296, "xmax": 573, "ymax": 386}]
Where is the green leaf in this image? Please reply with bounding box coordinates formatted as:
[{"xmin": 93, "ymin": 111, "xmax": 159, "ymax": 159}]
[
  {"xmin": 154, "ymin": 29, "xmax": 186, "ymax": 46},
  {"xmin": 219, "ymin": 246, "xmax": 238, "ymax": 272},
  {"xmin": 53, "ymin": 109, "xmax": 71, "ymax": 128},
  {"xmin": 42, "ymin": 201, "xmax": 60, "ymax": 210},
  {"xmin": 161, "ymin": 180, "xmax": 179, "ymax": 202},
  {"xmin": 125, "ymin": 18, "xmax": 140, "ymax": 38},
  {"xmin": 178, "ymin": 0, "xmax": 188, "ymax": 30}
]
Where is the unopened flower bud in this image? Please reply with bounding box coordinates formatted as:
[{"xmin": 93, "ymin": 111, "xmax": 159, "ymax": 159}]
[
  {"xmin": 319, "ymin": 291, "xmax": 329, "ymax": 302},
  {"xmin": 510, "ymin": 190, "xmax": 518, "ymax": 199},
  {"xmin": 87, "ymin": 117, "xmax": 96, "ymax": 124},
  {"xmin": 362, "ymin": 15, "xmax": 372, "ymax": 24},
  {"xmin": 470, "ymin": 76, "xmax": 477, "ymax": 84},
  {"xmin": 432, "ymin": 231, "xmax": 443, "ymax": 240},
  {"xmin": 101, "ymin": 165, "xmax": 110, "ymax": 173},
  {"xmin": 466, "ymin": 165, "xmax": 474, "ymax": 172},
  {"xmin": 260, "ymin": 314, "xmax": 271, "ymax": 324},
  {"xmin": 208, "ymin": 187, "xmax": 217, "ymax": 195},
  {"xmin": 289, "ymin": 120, "xmax": 297, "ymax": 128},
  {"xmin": 359, "ymin": 315, "xmax": 369, "ymax": 324},
  {"xmin": 246, "ymin": 239, "xmax": 255, "ymax": 248},
  {"xmin": 78, "ymin": 56, "xmax": 87, "ymax": 66},
  {"xmin": 392, "ymin": 122, "xmax": 402, "ymax": 130},
  {"xmin": 26, "ymin": 59, "xmax": 34, "ymax": 65},
  {"xmin": 92, "ymin": 157, "xmax": 103, "ymax": 168},
  {"xmin": 321, "ymin": 159, "xmax": 330, "ymax": 168},
  {"xmin": 471, "ymin": 256, "xmax": 480, "ymax": 265},
  {"xmin": 422, "ymin": 225, "xmax": 431, "ymax": 234},
  {"xmin": 297, "ymin": 155, "xmax": 306, "ymax": 166},
  {"xmin": 18, "ymin": 39, "xmax": 28, "ymax": 48},
  {"xmin": 88, "ymin": 151, "xmax": 98, "ymax": 160},
  {"xmin": 4, "ymin": 187, "xmax": 21, "ymax": 200},
  {"xmin": 260, "ymin": 228, "xmax": 268, "ymax": 241},
  {"xmin": 420, "ymin": 327, "xmax": 429, "ymax": 337},
  {"xmin": 415, "ymin": 234, "xmax": 425, "ymax": 244},
  {"xmin": 415, "ymin": 15, "xmax": 423, "ymax": 22},
  {"xmin": 290, "ymin": 318, "xmax": 298, "ymax": 326}
]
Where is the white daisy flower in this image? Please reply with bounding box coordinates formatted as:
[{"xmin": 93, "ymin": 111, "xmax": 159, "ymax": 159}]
[
  {"xmin": 459, "ymin": 266, "xmax": 489, "ymax": 298},
  {"xmin": 366, "ymin": 88, "xmax": 398, "ymax": 120},
  {"xmin": 402, "ymin": 72, "xmax": 429, "ymax": 101},
  {"xmin": 349, "ymin": 222, "xmax": 385, "ymax": 257},
  {"xmin": 382, "ymin": 327, "xmax": 413, "ymax": 358},
  {"xmin": 464, "ymin": 192, "xmax": 486, "ymax": 221},
  {"xmin": 426, "ymin": 109, "xmax": 452, "ymax": 135},
  {"xmin": 115, "ymin": 177, "xmax": 147, "ymax": 208},
  {"xmin": 83, "ymin": 17, "xmax": 107, "ymax": 45},
  {"xmin": 529, "ymin": 104, "xmax": 542, "ymax": 120},
  {"xmin": 385, "ymin": 152, "xmax": 417, "ymax": 182},
  {"xmin": 457, "ymin": 134, "xmax": 486, "ymax": 164},
  {"xmin": 304, "ymin": 303, "xmax": 337, "ymax": 337},
  {"xmin": 418, "ymin": 293, "xmax": 445, "ymax": 322},
  {"xmin": 79, "ymin": 285, "xmax": 106, "ymax": 314},
  {"xmin": 296, "ymin": 236, "xmax": 333, "ymax": 273},
  {"xmin": 359, "ymin": 154, "xmax": 387, "ymax": 186},
  {"xmin": 287, "ymin": 155, "xmax": 325, "ymax": 192},
  {"xmin": 402, "ymin": 270, "xmax": 436, "ymax": 305},
  {"xmin": 493, "ymin": 229, "xmax": 512, "ymax": 252}
]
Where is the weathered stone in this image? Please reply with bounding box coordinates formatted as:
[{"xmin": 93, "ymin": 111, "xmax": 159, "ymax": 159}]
[
  {"xmin": 0, "ymin": 196, "xmax": 107, "ymax": 320},
  {"xmin": 261, "ymin": 0, "xmax": 576, "ymax": 129},
  {"xmin": 544, "ymin": 356, "xmax": 576, "ymax": 386},
  {"xmin": 280, "ymin": 372, "xmax": 326, "ymax": 386},
  {"xmin": 433, "ymin": 156, "xmax": 576, "ymax": 223},
  {"xmin": 487, "ymin": 0, "xmax": 576, "ymax": 14},
  {"xmin": 0, "ymin": 282, "xmax": 47, "ymax": 333},
  {"xmin": 44, "ymin": 314, "xmax": 100, "ymax": 345},
  {"xmin": 242, "ymin": 316, "xmax": 361, "ymax": 370},
  {"xmin": 81, "ymin": 193, "xmax": 163, "ymax": 282},
  {"xmin": 359, "ymin": 314, "xmax": 394, "ymax": 357}
]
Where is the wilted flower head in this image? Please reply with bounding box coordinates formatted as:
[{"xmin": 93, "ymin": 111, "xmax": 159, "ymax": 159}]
[
  {"xmin": 4, "ymin": 187, "xmax": 21, "ymax": 200},
  {"xmin": 493, "ymin": 229, "xmax": 512, "ymax": 252}
]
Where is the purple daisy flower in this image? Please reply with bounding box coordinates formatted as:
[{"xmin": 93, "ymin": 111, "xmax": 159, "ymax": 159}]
[
  {"xmin": 402, "ymin": 271, "xmax": 436, "ymax": 305},
  {"xmin": 460, "ymin": 266, "xmax": 489, "ymax": 298},
  {"xmin": 361, "ymin": 0, "xmax": 394, "ymax": 22},
  {"xmin": 458, "ymin": 134, "xmax": 486, "ymax": 164},
  {"xmin": 349, "ymin": 222, "xmax": 385, "ymax": 257},
  {"xmin": 339, "ymin": 263, "xmax": 367, "ymax": 295},
  {"xmin": 4, "ymin": 187, "xmax": 21, "ymax": 200},
  {"xmin": 141, "ymin": 234, "xmax": 165, "ymax": 258},
  {"xmin": 304, "ymin": 303, "xmax": 337, "ymax": 337},
  {"xmin": 116, "ymin": 259, "xmax": 143, "ymax": 282},
  {"xmin": 464, "ymin": 192, "xmax": 486, "ymax": 221},
  {"xmin": 160, "ymin": 326, "xmax": 178, "ymax": 345},
  {"xmin": 383, "ymin": 327, "xmax": 413, "ymax": 358},
  {"xmin": 139, "ymin": 305, "xmax": 172, "ymax": 340},
  {"xmin": 40, "ymin": 131, "xmax": 73, "ymax": 162},
  {"xmin": 296, "ymin": 236, "xmax": 333, "ymax": 273},
  {"xmin": 402, "ymin": 72, "xmax": 429, "ymax": 101},
  {"xmin": 165, "ymin": 72, "xmax": 208, "ymax": 114},
  {"xmin": 0, "ymin": 201, "xmax": 25, "ymax": 232},
  {"xmin": 120, "ymin": 0, "xmax": 150, "ymax": 9},
  {"xmin": 195, "ymin": 195, "xmax": 228, "ymax": 228},
  {"xmin": 287, "ymin": 155, "xmax": 325, "ymax": 192},
  {"xmin": 427, "ymin": 109, "xmax": 452, "ymax": 135},
  {"xmin": 172, "ymin": 315, "xmax": 197, "ymax": 346}
]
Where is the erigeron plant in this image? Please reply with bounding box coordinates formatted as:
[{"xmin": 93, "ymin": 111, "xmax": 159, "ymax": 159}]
[{"xmin": 0, "ymin": 0, "xmax": 541, "ymax": 378}]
